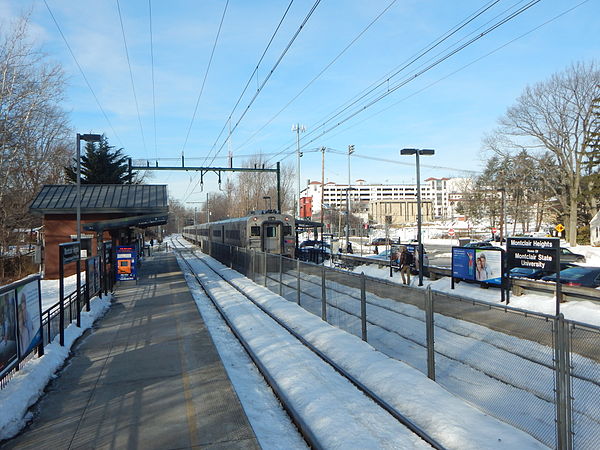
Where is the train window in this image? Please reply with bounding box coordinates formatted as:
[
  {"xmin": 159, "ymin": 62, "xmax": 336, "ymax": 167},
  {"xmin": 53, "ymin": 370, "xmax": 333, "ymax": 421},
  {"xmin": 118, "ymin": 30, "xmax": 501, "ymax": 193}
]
[
  {"xmin": 284, "ymin": 226, "xmax": 292, "ymax": 236},
  {"xmin": 251, "ymin": 226, "xmax": 260, "ymax": 236},
  {"xmin": 266, "ymin": 226, "xmax": 277, "ymax": 238}
]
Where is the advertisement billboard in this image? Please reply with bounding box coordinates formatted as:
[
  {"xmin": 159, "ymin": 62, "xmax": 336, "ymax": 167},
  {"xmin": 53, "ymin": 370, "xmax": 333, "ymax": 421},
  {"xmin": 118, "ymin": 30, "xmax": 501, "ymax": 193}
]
[
  {"xmin": 0, "ymin": 290, "xmax": 18, "ymax": 376},
  {"xmin": 16, "ymin": 281, "xmax": 42, "ymax": 357},
  {"xmin": 452, "ymin": 247, "xmax": 503, "ymax": 286},
  {"xmin": 116, "ymin": 246, "xmax": 137, "ymax": 281}
]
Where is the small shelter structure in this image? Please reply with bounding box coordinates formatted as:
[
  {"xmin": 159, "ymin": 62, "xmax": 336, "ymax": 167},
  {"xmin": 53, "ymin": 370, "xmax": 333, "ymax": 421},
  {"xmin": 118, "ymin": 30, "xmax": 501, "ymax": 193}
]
[{"xmin": 29, "ymin": 184, "xmax": 168, "ymax": 278}]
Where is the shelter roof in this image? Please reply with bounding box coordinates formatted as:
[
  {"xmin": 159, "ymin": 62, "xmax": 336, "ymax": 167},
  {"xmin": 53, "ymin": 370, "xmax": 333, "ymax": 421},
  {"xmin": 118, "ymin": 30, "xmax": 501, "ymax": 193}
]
[{"xmin": 29, "ymin": 184, "xmax": 168, "ymax": 215}]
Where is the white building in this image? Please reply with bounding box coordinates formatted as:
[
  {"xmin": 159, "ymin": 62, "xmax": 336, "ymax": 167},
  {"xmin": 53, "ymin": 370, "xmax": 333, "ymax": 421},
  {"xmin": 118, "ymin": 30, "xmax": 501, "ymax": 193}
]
[{"xmin": 302, "ymin": 177, "xmax": 467, "ymax": 224}]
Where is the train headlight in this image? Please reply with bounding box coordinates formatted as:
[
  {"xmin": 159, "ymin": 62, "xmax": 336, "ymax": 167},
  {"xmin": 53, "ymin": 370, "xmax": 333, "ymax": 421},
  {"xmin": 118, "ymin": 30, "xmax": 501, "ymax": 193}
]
[{"xmin": 284, "ymin": 217, "xmax": 289, "ymax": 221}]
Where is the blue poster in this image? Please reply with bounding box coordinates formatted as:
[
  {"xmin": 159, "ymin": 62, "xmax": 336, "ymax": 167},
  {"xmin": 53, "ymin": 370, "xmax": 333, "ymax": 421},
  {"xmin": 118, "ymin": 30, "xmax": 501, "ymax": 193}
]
[
  {"xmin": 116, "ymin": 246, "xmax": 137, "ymax": 281},
  {"xmin": 452, "ymin": 248, "xmax": 476, "ymax": 280},
  {"xmin": 16, "ymin": 281, "xmax": 41, "ymax": 357}
]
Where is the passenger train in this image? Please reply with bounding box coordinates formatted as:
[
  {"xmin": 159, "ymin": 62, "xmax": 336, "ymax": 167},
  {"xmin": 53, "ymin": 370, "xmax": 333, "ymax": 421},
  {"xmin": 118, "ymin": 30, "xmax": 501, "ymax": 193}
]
[{"xmin": 182, "ymin": 211, "xmax": 296, "ymax": 257}]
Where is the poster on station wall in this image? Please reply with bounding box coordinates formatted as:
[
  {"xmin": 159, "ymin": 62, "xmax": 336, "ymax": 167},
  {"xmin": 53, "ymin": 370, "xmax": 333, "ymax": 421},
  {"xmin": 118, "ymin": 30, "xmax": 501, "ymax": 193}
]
[
  {"xmin": 15, "ymin": 280, "xmax": 41, "ymax": 357},
  {"xmin": 452, "ymin": 247, "xmax": 502, "ymax": 286},
  {"xmin": 0, "ymin": 290, "xmax": 18, "ymax": 376},
  {"xmin": 87, "ymin": 256, "xmax": 101, "ymax": 295}
]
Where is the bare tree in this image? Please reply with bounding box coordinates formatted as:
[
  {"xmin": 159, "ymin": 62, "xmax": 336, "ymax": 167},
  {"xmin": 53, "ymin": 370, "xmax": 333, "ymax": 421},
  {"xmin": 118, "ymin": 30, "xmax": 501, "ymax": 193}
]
[
  {"xmin": 0, "ymin": 15, "xmax": 71, "ymax": 279},
  {"xmin": 494, "ymin": 61, "xmax": 600, "ymax": 244}
]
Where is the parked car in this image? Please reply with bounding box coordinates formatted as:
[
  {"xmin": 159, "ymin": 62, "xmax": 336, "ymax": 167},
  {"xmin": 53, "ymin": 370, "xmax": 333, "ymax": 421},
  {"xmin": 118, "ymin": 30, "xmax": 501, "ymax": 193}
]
[
  {"xmin": 371, "ymin": 237, "xmax": 394, "ymax": 246},
  {"xmin": 541, "ymin": 266, "xmax": 600, "ymax": 288},
  {"xmin": 463, "ymin": 241, "xmax": 497, "ymax": 249},
  {"xmin": 509, "ymin": 263, "xmax": 576, "ymax": 280},
  {"xmin": 559, "ymin": 247, "xmax": 586, "ymax": 263}
]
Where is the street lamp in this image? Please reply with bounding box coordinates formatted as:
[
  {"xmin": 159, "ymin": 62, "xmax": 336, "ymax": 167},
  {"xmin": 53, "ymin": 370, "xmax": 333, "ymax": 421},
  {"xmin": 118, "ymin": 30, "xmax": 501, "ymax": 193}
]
[
  {"xmin": 346, "ymin": 145, "xmax": 355, "ymax": 251},
  {"xmin": 400, "ymin": 148, "xmax": 435, "ymax": 286},
  {"xmin": 76, "ymin": 133, "xmax": 102, "ymax": 247},
  {"xmin": 497, "ymin": 188, "xmax": 507, "ymax": 243},
  {"xmin": 292, "ymin": 124, "xmax": 305, "ymax": 219}
]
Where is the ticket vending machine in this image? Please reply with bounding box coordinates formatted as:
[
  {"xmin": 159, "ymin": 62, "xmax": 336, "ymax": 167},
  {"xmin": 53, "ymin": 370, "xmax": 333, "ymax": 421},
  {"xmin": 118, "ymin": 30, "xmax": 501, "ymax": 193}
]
[{"xmin": 116, "ymin": 245, "xmax": 137, "ymax": 281}]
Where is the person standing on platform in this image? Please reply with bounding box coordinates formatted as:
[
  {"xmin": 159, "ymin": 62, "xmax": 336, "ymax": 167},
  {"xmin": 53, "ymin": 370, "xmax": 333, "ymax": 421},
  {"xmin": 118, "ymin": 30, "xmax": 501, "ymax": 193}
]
[{"xmin": 399, "ymin": 246, "xmax": 413, "ymax": 285}]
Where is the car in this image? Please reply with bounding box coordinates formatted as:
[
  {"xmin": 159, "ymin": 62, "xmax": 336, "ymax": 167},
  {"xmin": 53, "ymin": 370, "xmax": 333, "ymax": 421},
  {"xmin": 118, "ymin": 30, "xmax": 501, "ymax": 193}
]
[
  {"xmin": 463, "ymin": 241, "xmax": 497, "ymax": 249},
  {"xmin": 509, "ymin": 263, "xmax": 576, "ymax": 280},
  {"xmin": 541, "ymin": 266, "xmax": 600, "ymax": 288},
  {"xmin": 371, "ymin": 237, "xmax": 394, "ymax": 246},
  {"xmin": 366, "ymin": 248, "xmax": 396, "ymax": 261},
  {"xmin": 559, "ymin": 247, "xmax": 586, "ymax": 263}
]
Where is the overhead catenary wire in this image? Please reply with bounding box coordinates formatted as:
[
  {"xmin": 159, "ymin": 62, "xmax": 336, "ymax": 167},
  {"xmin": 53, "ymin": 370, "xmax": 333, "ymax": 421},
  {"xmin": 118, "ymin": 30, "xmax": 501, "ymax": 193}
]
[
  {"xmin": 265, "ymin": 0, "xmax": 542, "ymax": 165},
  {"xmin": 116, "ymin": 0, "xmax": 147, "ymax": 156},
  {"xmin": 203, "ymin": 0, "xmax": 323, "ymax": 169},
  {"xmin": 200, "ymin": 0, "xmax": 295, "ymax": 167},
  {"xmin": 181, "ymin": 0, "xmax": 230, "ymax": 155},
  {"xmin": 43, "ymin": 0, "xmax": 124, "ymax": 147},
  {"xmin": 149, "ymin": 0, "xmax": 158, "ymax": 161},
  {"xmin": 185, "ymin": 0, "xmax": 322, "ymax": 202},
  {"xmin": 318, "ymin": 1, "xmax": 592, "ymax": 151},
  {"xmin": 264, "ymin": 0, "xmax": 510, "ymax": 164},
  {"xmin": 232, "ymin": 0, "xmax": 401, "ymax": 155}
]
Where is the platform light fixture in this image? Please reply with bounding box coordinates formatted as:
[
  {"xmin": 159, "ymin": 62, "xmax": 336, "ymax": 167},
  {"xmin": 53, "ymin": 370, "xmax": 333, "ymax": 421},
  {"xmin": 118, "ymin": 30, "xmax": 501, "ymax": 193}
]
[
  {"xmin": 76, "ymin": 133, "xmax": 102, "ymax": 247},
  {"xmin": 400, "ymin": 148, "xmax": 435, "ymax": 286}
]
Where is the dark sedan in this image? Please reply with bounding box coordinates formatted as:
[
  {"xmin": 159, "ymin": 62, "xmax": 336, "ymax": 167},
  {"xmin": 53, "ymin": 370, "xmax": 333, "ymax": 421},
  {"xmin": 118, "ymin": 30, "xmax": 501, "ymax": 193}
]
[
  {"xmin": 541, "ymin": 266, "xmax": 600, "ymax": 288},
  {"xmin": 463, "ymin": 241, "xmax": 497, "ymax": 249},
  {"xmin": 510, "ymin": 263, "xmax": 576, "ymax": 280},
  {"xmin": 559, "ymin": 248, "xmax": 586, "ymax": 263}
]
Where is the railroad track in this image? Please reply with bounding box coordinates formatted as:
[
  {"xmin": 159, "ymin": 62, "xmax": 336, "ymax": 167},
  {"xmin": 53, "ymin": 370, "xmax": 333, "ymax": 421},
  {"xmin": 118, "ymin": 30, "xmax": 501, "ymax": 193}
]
[{"xmin": 171, "ymin": 238, "xmax": 443, "ymax": 449}]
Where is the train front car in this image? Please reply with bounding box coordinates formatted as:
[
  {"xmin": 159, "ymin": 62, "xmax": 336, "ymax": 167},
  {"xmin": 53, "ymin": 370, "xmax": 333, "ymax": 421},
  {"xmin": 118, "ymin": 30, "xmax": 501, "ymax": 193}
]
[{"xmin": 246, "ymin": 212, "xmax": 295, "ymax": 257}]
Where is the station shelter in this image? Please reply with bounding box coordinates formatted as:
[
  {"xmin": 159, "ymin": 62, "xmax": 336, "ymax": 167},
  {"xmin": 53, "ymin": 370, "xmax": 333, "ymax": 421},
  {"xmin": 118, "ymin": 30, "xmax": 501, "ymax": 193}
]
[{"xmin": 29, "ymin": 184, "xmax": 168, "ymax": 279}]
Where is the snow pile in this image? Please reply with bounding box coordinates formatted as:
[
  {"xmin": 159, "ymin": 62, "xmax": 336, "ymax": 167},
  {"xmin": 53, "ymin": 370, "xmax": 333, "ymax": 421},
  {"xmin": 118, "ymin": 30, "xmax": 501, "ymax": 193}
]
[{"xmin": 0, "ymin": 284, "xmax": 110, "ymax": 441}]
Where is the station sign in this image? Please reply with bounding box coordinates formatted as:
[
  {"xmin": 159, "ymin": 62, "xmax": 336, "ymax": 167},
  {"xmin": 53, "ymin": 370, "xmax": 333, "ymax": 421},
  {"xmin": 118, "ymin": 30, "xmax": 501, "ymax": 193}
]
[
  {"xmin": 507, "ymin": 237, "xmax": 560, "ymax": 272},
  {"xmin": 59, "ymin": 242, "xmax": 80, "ymax": 264}
]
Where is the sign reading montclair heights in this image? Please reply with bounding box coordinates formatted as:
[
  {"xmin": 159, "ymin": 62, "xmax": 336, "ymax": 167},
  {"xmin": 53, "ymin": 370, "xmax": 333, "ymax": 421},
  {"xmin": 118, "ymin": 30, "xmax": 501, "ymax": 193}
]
[{"xmin": 507, "ymin": 237, "xmax": 560, "ymax": 272}]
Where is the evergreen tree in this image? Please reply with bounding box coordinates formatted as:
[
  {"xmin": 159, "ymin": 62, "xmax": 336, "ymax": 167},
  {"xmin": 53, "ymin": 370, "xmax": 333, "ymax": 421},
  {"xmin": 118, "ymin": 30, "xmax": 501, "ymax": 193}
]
[{"xmin": 65, "ymin": 136, "xmax": 136, "ymax": 184}]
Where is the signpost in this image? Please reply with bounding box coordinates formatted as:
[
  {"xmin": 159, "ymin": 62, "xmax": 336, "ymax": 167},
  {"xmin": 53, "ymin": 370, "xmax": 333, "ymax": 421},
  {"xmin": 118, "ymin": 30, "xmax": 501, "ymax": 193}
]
[
  {"xmin": 507, "ymin": 237, "xmax": 561, "ymax": 315},
  {"xmin": 58, "ymin": 242, "xmax": 80, "ymax": 346}
]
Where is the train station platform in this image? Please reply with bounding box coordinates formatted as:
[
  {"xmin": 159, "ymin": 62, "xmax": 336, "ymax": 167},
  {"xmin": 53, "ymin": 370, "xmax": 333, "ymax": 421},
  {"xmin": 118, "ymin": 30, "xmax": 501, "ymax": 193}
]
[{"xmin": 3, "ymin": 252, "xmax": 260, "ymax": 449}]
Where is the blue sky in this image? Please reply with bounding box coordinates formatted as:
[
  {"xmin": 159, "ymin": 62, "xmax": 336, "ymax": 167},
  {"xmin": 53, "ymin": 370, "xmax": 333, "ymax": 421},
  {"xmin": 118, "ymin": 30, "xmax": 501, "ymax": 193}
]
[{"xmin": 2, "ymin": 0, "xmax": 599, "ymax": 205}]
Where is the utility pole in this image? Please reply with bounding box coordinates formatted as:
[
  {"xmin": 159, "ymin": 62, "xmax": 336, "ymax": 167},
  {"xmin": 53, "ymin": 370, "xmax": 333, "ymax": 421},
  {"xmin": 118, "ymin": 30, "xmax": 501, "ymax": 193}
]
[
  {"xmin": 320, "ymin": 146, "xmax": 325, "ymax": 227},
  {"xmin": 292, "ymin": 124, "xmax": 305, "ymax": 219},
  {"xmin": 346, "ymin": 145, "xmax": 355, "ymax": 251}
]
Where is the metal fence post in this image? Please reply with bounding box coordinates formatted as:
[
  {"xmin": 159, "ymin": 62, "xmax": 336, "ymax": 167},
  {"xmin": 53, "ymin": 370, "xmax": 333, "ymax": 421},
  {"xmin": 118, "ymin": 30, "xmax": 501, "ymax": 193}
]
[
  {"xmin": 251, "ymin": 249, "xmax": 256, "ymax": 281},
  {"xmin": 361, "ymin": 272, "xmax": 367, "ymax": 342},
  {"xmin": 279, "ymin": 254, "xmax": 283, "ymax": 296},
  {"xmin": 264, "ymin": 251, "xmax": 268, "ymax": 287},
  {"xmin": 554, "ymin": 314, "xmax": 573, "ymax": 450},
  {"xmin": 76, "ymin": 257, "xmax": 81, "ymax": 328},
  {"xmin": 85, "ymin": 260, "xmax": 91, "ymax": 312},
  {"xmin": 296, "ymin": 258, "xmax": 301, "ymax": 305},
  {"xmin": 230, "ymin": 245, "xmax": 233, "ymax": 268},
  {"xmin": 321, "ymin": 265, "xmax": 327, "ymax": 322},
  {"xmin": 425, "ymin": 286, "xmax": 436, "ymax": 381}
]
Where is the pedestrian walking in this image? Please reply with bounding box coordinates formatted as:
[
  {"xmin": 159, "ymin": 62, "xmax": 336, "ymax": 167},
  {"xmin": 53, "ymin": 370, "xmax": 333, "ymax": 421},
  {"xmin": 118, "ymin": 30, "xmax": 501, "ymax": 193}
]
[{"xmin": 399, "ymin": 246, "xmax": 413, "ymax": 285}]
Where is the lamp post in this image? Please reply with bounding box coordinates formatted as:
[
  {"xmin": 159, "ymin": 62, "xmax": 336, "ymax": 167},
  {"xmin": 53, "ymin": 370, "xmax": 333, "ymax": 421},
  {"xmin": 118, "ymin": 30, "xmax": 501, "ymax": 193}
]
[
  {"xmin": 497, "ymin": 188, "xmax": 506, "ymax": 242},
  {"xmin": 346, "ymin": 145, "xmax": 355, "ymax": 251},
  {"xmin": 292, "ymin": 124, "xmax": 305, "ymax": 219},
  {"xmin": 400, "ymin": 148, "xmax": 435, "ymax": 286},
  {"xmin": 76, "ymin": 133, "xmax": 102, "ymax": 248}
]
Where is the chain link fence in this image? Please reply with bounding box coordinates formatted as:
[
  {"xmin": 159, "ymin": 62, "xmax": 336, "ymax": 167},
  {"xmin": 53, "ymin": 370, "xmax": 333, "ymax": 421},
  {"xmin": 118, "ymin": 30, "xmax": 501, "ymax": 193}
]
[{"xmin": 207, "ymin": 242, "xmax": 600, "ymax": 449}]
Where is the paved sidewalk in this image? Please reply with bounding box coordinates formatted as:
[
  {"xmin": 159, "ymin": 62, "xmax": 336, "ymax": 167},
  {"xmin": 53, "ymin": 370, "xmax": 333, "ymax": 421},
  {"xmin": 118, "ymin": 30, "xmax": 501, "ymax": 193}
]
[{"xmin": 2, "ymin": 252, "xmax": 259, "ymax": 449}]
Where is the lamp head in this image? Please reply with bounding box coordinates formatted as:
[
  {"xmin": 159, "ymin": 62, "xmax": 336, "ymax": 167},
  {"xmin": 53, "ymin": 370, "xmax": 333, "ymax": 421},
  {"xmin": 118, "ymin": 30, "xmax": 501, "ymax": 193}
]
[{"xmin": 79, "ymin": 133, "xmax": 102, "ymax": 142}]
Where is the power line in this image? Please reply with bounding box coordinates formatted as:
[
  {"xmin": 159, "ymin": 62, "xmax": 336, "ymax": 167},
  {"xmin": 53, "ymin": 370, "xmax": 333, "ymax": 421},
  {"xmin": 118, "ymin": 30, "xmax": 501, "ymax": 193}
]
[
  {"xmin": 117, "ymin": 0, "xmax": 147, "ymax": 156},
  {"xmin": 320, "ymin": 1, "xmax": 592, "ymax": 148},
  {"xmin": 181, "ymin": 0, "xmax": 230, "ymax": 154},
  {"xmin": 201, "ymin": 0, "xmax": 295, "ymax": 166},
  {"xmin": 185, "ymin": 0, "xmax": 322, "ymax": 201},
  {"xmin": 204, "ymin": 0, "xmax": 323, "ymax": 169},
  {"xmin": 43, "ymin": 0, "xmax": 123, "ymax": 147},
  {"xmin": 233, "ymin": 0, "xmax": 401, "ymax": 155},
  {"xmin": 267, "ymin": 0, "xmax": 542, "ymax": 163},
  {"xmin": 265, "ymin": 0, "xmax": 505, "ymax": 164}
]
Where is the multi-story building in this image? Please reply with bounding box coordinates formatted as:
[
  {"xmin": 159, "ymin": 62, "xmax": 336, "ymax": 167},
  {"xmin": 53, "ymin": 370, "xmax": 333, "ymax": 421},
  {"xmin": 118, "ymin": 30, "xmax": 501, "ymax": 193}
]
[{"xmin": 302, "ymin": 177, "xmax": 467, "ymax": 225}]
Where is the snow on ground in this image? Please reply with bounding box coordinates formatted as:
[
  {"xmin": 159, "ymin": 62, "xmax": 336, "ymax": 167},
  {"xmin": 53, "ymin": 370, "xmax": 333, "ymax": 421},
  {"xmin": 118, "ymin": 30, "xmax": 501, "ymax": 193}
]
[
  {"xmin": 0, "ymin": 275, "xmax": 109, "ymax": 441},
  {"xmin": 188, "ymin": 250, "xmax": 546, "ymax": 449}
]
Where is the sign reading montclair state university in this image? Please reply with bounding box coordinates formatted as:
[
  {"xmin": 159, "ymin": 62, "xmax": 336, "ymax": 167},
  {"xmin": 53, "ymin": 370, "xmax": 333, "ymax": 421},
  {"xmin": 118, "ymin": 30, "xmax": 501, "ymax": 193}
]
[{"xmin": 507, "ymin": 237, "xmax": 560, "ymax": 272}]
